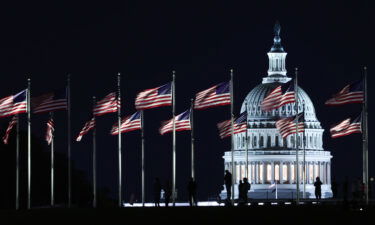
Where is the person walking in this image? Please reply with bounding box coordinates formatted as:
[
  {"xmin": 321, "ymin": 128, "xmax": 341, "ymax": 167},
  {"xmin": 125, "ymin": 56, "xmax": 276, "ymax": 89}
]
[
  {"xmin": 224, "ymin": 170, "xmax": 232, "ymax": 201},
  {"xmin": 163, "ymin": 180, "xmax": 172, "ymax": 207},
  {"xmin": 243, "ymin": 178, "xmax": 251, "ymax": 204},
  {"xmin": 314, "ymin": 177, "xmax": 323, "ymax": 200},
  {"xmin": 238, "ymin": 180, "xmax": 244, "ymax": 205},
  {"xmin": 153, "ymin": 178, "xmax": 162, "ymax": 207},
  {"xmin": 187, "ymin": 177, "xmax": 197, "ymax": 207}
]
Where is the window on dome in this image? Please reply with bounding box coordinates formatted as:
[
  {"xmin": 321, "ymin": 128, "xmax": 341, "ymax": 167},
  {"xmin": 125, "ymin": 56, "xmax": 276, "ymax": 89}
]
[
  {"xmin": 242, "ymin": 136, "xmax": 245, "ymax": 148},
  {"xmin": 259, "ymin": 136, "xmax": 264, "ymax": 148},
  {"xmin": 253, "ymin": 136, "xmax": 257, "ymax": 147},
  {"xmin": 291, "ymin": 136, "xmax": 295, "ymax": 148},
  {"xmin": 275, "ymin": 136, "xmax": 279, "ymax": 147},
  {"xmin": 267, "ymin": 136, "xmax": 271, "ymax": 148}
]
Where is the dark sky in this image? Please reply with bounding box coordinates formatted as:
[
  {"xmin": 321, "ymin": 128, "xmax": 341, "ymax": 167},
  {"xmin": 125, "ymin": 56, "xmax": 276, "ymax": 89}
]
[{"xmin": 0, "ymin": 1, "xmax": 373, "ymax": 203}]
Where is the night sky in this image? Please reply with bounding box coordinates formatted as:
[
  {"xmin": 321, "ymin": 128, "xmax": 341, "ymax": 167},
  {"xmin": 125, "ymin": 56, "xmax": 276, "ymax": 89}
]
[{"xmin": 0, "ymin": 1, "xmax": 373, "ymax": 204}]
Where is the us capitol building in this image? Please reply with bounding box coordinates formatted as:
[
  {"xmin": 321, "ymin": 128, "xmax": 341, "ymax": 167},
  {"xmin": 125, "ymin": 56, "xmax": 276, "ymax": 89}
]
[{"xmin": 222, "ymin": 23, "xmax": 333, "ymax": 199}]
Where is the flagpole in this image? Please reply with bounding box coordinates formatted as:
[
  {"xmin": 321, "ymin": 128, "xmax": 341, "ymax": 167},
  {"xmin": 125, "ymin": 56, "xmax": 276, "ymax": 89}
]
[
  {"xmin": 50, "ymin": 112, "xmax": 55, "ymax": 207},
  {"xmin": 303, "ymin": 121, "xmax": 306, "ymax": 199},
  {"xmin": 27, "ymin": 78, "xmax": 31, "ymax": 209},
  {"xmin": 294, "ymin": 68, "xmax": 300, "ymax": 205},
  {"xmin": 16, "ymin": 115, "xmax": 20, "ymax": 210},
  {"xmin": 141, "ymin": 110, "xmax": 145, "ymax": 207},
  {"xmin": 67, "ymin": 74, "xmax": 72, "ymax": 208},
  {"xmin": 117, "ymin": 72, "xmax": 122, "ymax": 207},
  {"xmin": 172, "ymin": 71, "xmax": 176, "ymax": 206},
  {"xmin": 363, "ymin": 66, "xmax": 368, "ymax": 205},
  {"xmin": 190, "ymin": 99, "xmax": 195, "ymax": 180},
  {"xmin": 245, "ymin": 102, "xmax": 248, "ymax": 179},
  {"xmin": 230, "ymin": 69, "xmax": 235, "ymax": 204},
  {"xmin": 92, "ymin": 96, "xmax": 97, "ymax": 208}
]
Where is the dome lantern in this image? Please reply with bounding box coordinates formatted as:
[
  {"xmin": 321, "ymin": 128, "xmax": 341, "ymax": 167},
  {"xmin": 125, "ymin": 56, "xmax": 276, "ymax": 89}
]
[{"xmin": 263, "ymin": 21, "xmax": 291, "ymax": 84}]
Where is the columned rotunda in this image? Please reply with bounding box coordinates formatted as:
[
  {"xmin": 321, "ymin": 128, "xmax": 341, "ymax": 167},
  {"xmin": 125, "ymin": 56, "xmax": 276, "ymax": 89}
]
[{"xmin": 222, "ymin": 23, "xmax": 332, "ymax": 199}]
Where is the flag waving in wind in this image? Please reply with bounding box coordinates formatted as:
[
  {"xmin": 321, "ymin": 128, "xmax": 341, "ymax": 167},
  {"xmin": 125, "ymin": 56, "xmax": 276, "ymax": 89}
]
[
  {"xmin": 275, "ymin": 113, "xmax": 304, "ymax": 138},
  {"xmin": 159, "ymin": 109, "xmax": 191, "ymax": 135},
  {"xmin": 32, "ymin": 89, "xmax": 67, "ymax": 113},
  {"xmin": 330, "ymin": 116, "xmax": 362, "ymax": 138},
  {"xmin": 2, "ymin": 116, "xmax": 17, "ymax": 144},
  {"xmin": 45, "ymin": 118, "xmax": 54, "ymax": 145},
  {"xmin": 93, "ymin": 92, "xmax": 118, "ymax": 117},
  {"xmin": 111, "ymin": 111, "xmax": 141, "ymax": 135},
  {"xmin": 261, "ymin": 81, "xmax": 295, "ymax": 111},
  {"xmin": 135, "ymin": 83, "xmax": 172, "ymax": 110},
  {"xmin": 194, "ymin": 82, "xmax": 231, "ymax": 110},
  {"xmin": 76, "ymin": 118, "xmax": 95, "ymax": 141},
  {"xmin": 0, "ymin": 90, "xmax": 27, "ymax": 118},
  {"xmin": 325, "ymin": 80, "xmax": 364, "ymax": 106},
  {"xmin": 217, "ymin": 112, "xmax": 247, "ymax": 139}
]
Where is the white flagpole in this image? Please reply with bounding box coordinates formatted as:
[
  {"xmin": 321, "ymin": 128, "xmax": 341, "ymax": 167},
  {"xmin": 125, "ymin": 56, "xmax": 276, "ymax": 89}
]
[
  {"xmin": 16, "ymin": 115, "xmax": 20, "ymax": 210},
  {"xmin": 50, "ymin": 112, "xmax": 55, "ymax": 207},
  {"xmin": 363, "ymin": 66, "xmax": 369, "ymax": 205},
  {"xmin": 92, "ymin": 96, "xmax": 97, "ymax": 208},
  {"xmin": 230, "ymin": 69, "xmax": 235, "ymax": 204},
  {"xmin": 245, "ymin": 102, "xmax": 248, "ymax": 179},
  {"xmin": 294, "ymin": 68, "xmax": 300, "ymax": 205},
  {"xmin": 141, "ymin": 110, "xmax": 145, "ymax": 207},
  {"xmin": 117, "ymin": 73, "xmax": 122, "ymax": 207},
  {"xmin": 67, "ymin": 74, "xmax": 72, "ymax": 207},
  {"xmin": 172, "ymin": 71, "xmax": 176, "ymax": 206},
  {"xmin": 190, "ymin": 99, "xmax": 195, "ymax": 180},
  {"xmin": 27, "ymin": 78, "xmax": 31, "ymax": 209}
]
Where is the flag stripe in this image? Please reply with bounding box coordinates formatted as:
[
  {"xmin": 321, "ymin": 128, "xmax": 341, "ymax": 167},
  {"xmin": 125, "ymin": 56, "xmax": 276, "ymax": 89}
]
[
  {"xmin": 194, "ymin": 82, "xmax": 231, "ymax": 110},
  {"xmin": 135, "ymin": 83, "xmax": 172, "ymax": 110},
  {"xmin": 76, "ymin": 118, "xmax": 95, "ymax": 141},
  {"xmin": 93, "ymin": 92, "xmax": 118, "ymax": 116},
  {"xmin": 2, "ymin": 116, "xmax": 17, "ymax": 144}
]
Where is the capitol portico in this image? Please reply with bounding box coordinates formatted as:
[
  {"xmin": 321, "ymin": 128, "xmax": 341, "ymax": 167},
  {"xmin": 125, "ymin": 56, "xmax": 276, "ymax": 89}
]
[{"xmin": 221, "ymin": 23, "xmax": 333, "ymax": 199}]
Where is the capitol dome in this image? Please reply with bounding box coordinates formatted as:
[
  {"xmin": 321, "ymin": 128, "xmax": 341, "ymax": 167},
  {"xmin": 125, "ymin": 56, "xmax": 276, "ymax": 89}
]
[{"xmin": 221, "ymin": 22, "xmax": 332, "ymax": 200}]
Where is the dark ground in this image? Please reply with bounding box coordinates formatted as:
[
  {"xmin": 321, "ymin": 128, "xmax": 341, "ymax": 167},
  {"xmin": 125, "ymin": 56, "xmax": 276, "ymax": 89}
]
[{"xmin": 1, "ymin": 202, "xmax": 374, "ymax": 225}]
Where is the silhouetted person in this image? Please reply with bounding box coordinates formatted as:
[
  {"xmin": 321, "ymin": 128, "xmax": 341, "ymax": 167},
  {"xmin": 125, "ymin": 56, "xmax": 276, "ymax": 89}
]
[
  {"xmin": 238, "ymin": 180, "xmax": 244, "ymax": 205},
  {"xmin": 187, "ymin": 177, "xmax": 197, "ymax": 206},
  {"xmin": 153, "ymin": 178, "xmax": 162, "ymax": 207},
  {"xmin": 314, "ymin": 177, "xmax": 323, "ymax": 200},
  {"xmin": 163, "ymin": 180, "xmax": 172, "ymax": 207},
  {"xmin": 243, "ymin": 178, "xmax": 251, "ymax": 204},
  {"xmin": 331, "ymin": 178, "xmax": 338, "ymax": 199},
  {"xmin": 224, "ymin": 170, "xmax": 232, "ymax": 201}
]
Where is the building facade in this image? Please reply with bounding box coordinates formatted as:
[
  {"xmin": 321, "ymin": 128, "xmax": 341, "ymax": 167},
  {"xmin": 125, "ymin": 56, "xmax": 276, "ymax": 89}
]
[{"xmin": 221, "ymin": 23, "xmax": 333, "ymax": 199}]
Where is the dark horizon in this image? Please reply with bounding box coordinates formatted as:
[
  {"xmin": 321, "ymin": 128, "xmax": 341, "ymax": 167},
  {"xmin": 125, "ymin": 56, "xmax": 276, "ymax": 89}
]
[{"xmin": 0, "ymin": 1, "xmax": 373, "ymax": 206}]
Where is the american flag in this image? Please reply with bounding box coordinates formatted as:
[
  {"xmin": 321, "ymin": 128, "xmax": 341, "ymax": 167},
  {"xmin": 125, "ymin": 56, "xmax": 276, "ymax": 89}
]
[
  {"xmin": 76, "ymin": 118, "xmax": 95, "ymax": 142},
  {"xmin": 2, "ymin": 116, "xmax": 17, "ymax": 144},
  {"xmin": 135, "ymin": 83, "xmax": 172, "ymax": 110},
  {"xmin": 194, "ymin": 82, "xmax": 231, "ymax": 110},
  {"xmin": 261, "ymin": 81, "xmax": 295, "ymax": 111},
  {"xmin": 275, "ymin": 113, "xmax": 304, "ymax": 138},
  {"xmin": 32, "ymin": 89, "xmax": 67, "ymax": 113},
  {"xmin": 330, "ymin": 116, "xmax": 362, "ymax": 138},
  {"xmin": 217, "ymin": 112, "xmax": 247, "ymax": 139},
  {"xmin": 325, "ymin": 80, "xmax": 364, "ymax": 106},
  {"xmin": 111, "ymin": 111, "xmax": 141, "ymax": 135},
  {"xmin": 45, "ymin": 118, "xmax": 54, "ymax": 145},
  {"xmin": 0, "ymin": 90, "xmax": 27, "ymax": 118},
  {"xmin": 159, "ymin": 109, "xmax": 191, "ymax": 135},
  {"xmin": 93, "ymin": 92, "xmax": 118, "ymax": 116}
]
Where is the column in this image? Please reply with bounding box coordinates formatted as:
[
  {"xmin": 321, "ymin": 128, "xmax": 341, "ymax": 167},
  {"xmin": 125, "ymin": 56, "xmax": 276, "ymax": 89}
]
[
  {"xmin": 279, "ymin": 161, "xmax": 283, "ymax": 184},
  {"xmin": 306, "ymin": 162, "xmax": 310, "ymax": 184},
  {"xmin": 312, "ymin": 162, "xmax": 316, "ymax": 182},
  {"xmin": 287, "ymin": 162, "xmax": 292, "ymax": 184},
  {"xmin": 271, "ymin": 162, "xmax": 275, "ymax": 183},
  {"xmin": 262, "ymin": 162, "xmax": 266, "ymax": 184},
  {"xmin": 320, "ymin": 162, "xmax": 324, "ymax": 181},
  {"xmin": 327, "ymin": 163, "xmax": 331, "ymax": 184},
  {"xmin": 255, "ymin": 162, "xmax": 259, "ymax": 184},
  {"xmin": 239, "ymin": 162, "xmax": 242, "ymax": 181}
]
